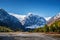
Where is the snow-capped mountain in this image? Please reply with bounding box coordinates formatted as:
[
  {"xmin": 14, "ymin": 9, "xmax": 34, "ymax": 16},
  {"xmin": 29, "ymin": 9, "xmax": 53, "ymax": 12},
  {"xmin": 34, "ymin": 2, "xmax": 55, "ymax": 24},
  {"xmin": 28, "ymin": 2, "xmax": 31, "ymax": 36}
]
[
  {"xmin": 24, "ymin": 13, "xmax": 46, "ymax": 28},
  {"xmin": 0, "ymin": 8, "xmax": 24, "ymax": 30},
  {"xmin": 10, "ymin": 13, "xmax": 46, "ymax": 28},
  {"xmin": 44, "ymin": 17, "xmax": 51, "ymax": 21},
  {"xmin": 47, "ymin": 13, "xmax": 60, "ymax": 26},
  {"xmin": 54, "ymin": 13, "xmax": 60, "ymax": 19},
  {"xmin": 0, "ymin": 8, "xmax": 46, "ymax": 29}
]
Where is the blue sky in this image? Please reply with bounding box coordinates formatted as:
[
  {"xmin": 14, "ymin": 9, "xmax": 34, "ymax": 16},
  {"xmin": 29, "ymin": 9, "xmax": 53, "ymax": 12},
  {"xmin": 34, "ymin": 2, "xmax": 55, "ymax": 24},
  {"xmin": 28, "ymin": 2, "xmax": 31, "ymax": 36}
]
[{"xmin": 0, "ymin": 0, "xmax": 60, "ymax": 17}]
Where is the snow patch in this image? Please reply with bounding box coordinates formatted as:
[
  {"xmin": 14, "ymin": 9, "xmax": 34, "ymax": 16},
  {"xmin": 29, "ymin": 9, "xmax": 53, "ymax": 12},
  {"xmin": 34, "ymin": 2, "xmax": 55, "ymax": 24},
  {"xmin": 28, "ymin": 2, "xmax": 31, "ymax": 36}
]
[
  {"xmin": 9, "ymin": 13, "xmax": 26, "ymax": 21},
  {"xmin": 45, "ymin": 17, "xmax": 51, "ymax": 21}
]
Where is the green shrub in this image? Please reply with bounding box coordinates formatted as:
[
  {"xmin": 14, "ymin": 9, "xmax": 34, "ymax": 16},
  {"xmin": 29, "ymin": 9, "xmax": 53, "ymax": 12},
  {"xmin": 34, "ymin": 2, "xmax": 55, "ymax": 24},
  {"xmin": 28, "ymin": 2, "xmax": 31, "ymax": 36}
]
[{"xmin": 0, "ymin": 26, "xmax": 13, "ymax": 32}]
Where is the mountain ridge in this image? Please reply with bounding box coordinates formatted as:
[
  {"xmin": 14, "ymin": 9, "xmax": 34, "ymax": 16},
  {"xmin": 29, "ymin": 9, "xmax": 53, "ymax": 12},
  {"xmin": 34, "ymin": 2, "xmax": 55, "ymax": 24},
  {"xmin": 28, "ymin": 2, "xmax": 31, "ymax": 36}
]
[
  {"xmin": 47, "ymin": 13, "xmax": 60, "ymax": 26},
  {"xmin": 0, "ymin": 8, "xmax": 46, "ymax": 30},
  {"xmin": 10, "ymin": 13, "xmax": 46, "ymax": 28}
]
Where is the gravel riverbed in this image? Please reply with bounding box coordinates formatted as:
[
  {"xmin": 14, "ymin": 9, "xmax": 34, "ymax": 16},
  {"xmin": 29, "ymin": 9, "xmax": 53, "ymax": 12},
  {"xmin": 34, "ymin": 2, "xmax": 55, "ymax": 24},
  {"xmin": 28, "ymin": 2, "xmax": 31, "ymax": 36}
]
[{"xmin": 0, "ymin": 33, "xmax": 60, "ymax": 40}]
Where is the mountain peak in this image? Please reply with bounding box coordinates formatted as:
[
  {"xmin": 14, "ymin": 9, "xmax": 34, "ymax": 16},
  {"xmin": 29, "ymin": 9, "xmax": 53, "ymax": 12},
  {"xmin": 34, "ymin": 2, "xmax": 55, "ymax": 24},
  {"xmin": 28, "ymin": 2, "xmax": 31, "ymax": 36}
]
[
  {"xmin": 0, "ymin": 8, "xmax": 5, "ymax": 11},
  {"xmin": 0, "ymin": 8, "xmax": 8, "ymax": 16},
  {"xmin": 54, "ymin": 13, "xmax": 60, "ymax": 19},
  {"xmin": 27, "ymin": 13, "xmax": 33, "ymax": 16}
]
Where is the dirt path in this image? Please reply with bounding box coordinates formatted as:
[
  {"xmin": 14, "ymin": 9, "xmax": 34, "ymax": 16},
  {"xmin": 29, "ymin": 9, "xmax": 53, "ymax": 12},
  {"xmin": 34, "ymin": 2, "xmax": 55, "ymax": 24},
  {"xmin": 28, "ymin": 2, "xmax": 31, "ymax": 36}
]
[{"xmin": 0, "ymin": 33, "xmax": 58, "ymax": 40}]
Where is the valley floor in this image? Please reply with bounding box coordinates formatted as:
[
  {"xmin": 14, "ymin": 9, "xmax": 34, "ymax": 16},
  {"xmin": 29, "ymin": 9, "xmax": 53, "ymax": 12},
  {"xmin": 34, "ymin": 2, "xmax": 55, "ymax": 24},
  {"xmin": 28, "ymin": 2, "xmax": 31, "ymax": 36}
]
[{"xmin": 0, "ymin": 32, "xmax": 60, "ymax": 40}]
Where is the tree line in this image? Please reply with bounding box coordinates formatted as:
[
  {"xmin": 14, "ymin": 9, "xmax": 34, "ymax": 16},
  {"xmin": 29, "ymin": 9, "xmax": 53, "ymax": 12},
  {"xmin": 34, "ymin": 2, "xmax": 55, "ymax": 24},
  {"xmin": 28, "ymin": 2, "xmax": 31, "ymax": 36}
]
[
  {"xmin": 29, "ymin": 20, "xmax": 60, "ymax": 33},
  {"xmin": 0, "ymin": 20, "xmax": 60, "ymax": 33}
]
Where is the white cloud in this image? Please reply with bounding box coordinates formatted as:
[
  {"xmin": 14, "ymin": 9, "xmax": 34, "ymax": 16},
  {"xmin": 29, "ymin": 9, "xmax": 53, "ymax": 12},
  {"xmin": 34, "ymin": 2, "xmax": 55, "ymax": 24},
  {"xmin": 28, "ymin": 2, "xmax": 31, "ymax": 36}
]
[
  {"xmin": 9, "ymin": 13, "xmax": 26, "ymax": 21},
  {"xmin": 9, "ymin": 13, "xmax": 51, "ymax": 21},
  {"xmin": 9, "ymin": 12, "xmax": 33, "ymax": 20},
  {"xmin": 45, "ymin": 17, "xmax": 51, "ymax": 21}
]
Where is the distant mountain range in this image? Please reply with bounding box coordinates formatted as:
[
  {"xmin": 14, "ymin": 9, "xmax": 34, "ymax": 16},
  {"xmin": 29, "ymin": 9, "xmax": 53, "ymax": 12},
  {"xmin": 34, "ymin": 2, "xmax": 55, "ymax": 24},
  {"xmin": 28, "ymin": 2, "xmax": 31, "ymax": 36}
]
[
  {"xmin": 0, "ymin": 8, "xmax": 47, "ymax": 30},
  {"xmin": 0, "ymin": 8, "xmax": 60, "ymax": 31},
  {"xmin": 47, "ymin": 13, "xmax": 60, "ymax": 26},
  {"xmin": 10, "ymin": 12, "xmax": 46, "ymax": 29}
]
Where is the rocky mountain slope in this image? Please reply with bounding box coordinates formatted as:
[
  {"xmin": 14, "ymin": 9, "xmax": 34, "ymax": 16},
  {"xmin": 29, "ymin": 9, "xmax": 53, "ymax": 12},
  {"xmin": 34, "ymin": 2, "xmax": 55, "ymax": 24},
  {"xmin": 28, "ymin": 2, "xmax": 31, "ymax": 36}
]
[
  {"xmin": 10, "ymin": 13, "xmax": 46, "ymax": 28},
  {"xmin": 0, "ymin": 8, "xmax": 46, "ymax": 31},
  {"xmin": 0, "ymin": 8, "xmax": 24, "ymax": 30},
  {"xmin": 47, "ymin": 13, "xmax": 60, "ymax": 26}
]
